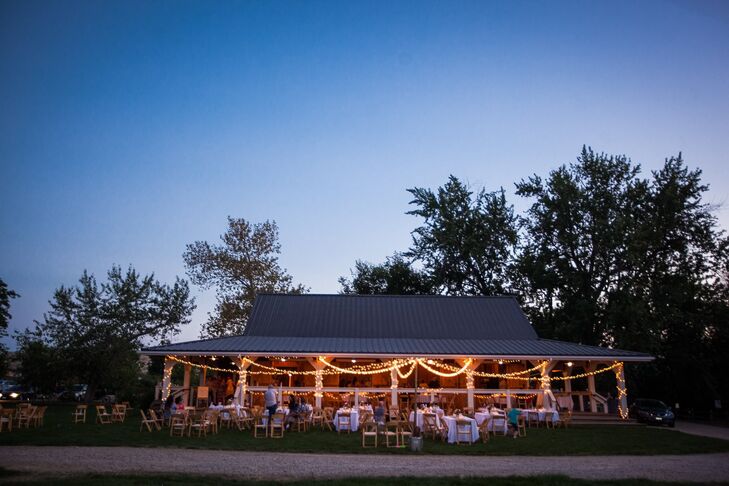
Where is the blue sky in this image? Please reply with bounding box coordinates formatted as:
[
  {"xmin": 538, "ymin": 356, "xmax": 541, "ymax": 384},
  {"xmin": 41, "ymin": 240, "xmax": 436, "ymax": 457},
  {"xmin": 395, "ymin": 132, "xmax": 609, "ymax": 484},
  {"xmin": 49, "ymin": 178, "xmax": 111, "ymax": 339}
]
[{"xmin": 2, "ymin": 0, "xmax": 728, "ymax": 345}]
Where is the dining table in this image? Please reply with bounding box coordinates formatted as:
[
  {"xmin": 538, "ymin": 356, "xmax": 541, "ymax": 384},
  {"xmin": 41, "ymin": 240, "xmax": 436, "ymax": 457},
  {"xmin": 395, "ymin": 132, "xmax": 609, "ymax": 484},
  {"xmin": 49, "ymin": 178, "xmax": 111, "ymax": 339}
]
[
  {"xmin": 334, "ymin": 408, "xmax": 359, "ymax": 432},
  {"xmin": 408, "ymin": 410, "xmax": 442, "ymax": 430},
  {"xmin": 441, "ymin": 415, "xmax": 479, "ymax": 444}
]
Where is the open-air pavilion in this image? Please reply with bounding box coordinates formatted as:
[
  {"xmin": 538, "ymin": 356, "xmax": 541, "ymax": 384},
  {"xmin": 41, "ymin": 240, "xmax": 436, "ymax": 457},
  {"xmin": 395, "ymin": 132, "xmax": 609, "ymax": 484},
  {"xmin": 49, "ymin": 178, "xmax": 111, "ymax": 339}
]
[{"xmin": 142, "ymin": 294, "xmax": 652, "ymax": 419}]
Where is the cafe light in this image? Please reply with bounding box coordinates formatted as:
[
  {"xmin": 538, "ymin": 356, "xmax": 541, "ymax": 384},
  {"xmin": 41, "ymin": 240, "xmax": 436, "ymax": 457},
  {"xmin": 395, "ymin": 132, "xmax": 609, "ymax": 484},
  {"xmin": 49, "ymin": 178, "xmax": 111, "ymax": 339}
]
[{"xmin": 566, "ymin": 361, "xmax": 573, "ymax": 367}]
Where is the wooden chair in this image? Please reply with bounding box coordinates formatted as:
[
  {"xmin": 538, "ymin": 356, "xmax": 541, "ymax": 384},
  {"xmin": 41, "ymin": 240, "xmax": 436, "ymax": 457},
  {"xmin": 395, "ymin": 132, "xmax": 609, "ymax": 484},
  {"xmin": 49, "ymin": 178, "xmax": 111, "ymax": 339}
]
[
  {"xmin": 72, "ymin": 404, "xmax": 87, "ymax": 424},
  {"xmin": 361, "ymin": 421, "xmax": 378, "ymax": 448},
  {"xmin": 0, "ymin": 409, "xmax": 13, "ymax": 432},
  {"xmin": 491, "ymin": 412, "xmax": 507, "ymax": 436},
  {"xmin": 545, "ymin": 412, "xmax": 555, "ymax": 429},
  {"xmin": 455, "ymin": 419, "xmax": 473, "ymax": 445},
  {"xmin": 95, "ymin": 405, "xmax": 112, "ymax": 424},
  {"xmin": 270, "ymin": 412, "xmax": 285, "ymax": 438},
  {"xmin": 517, "ymin": 414, "xmax": 527, "ymax": 437},
  {"xmin": 311, "ymin": 407, "xmax": 325, "ymax": 429},
  {"xmin": 13, "ymin": 404, "xmax": 31, "ymax": 428},
  {"xmin": 219, "ymin": 410, "xmax": 233, "ymax": 429},
  {"xmin": 31, "ymin": 406, "xmax": 47, "ymax": 427},
  {"xmin": 204, "ymin": 410, "xmax": 220, "ymax": 434},
  {"xmin": 253, "ymin": 412, "xmax": 268, "ymax": 438},
  {"xmin": 189, "ymin": 413, "xmax": 207, "ymax": 437},
  {"xmin": 322, "ymin": 408, "xmax": 335, "ymax": 431},
  {"xmin": 478, "ymin": 418, "xmax": 491, "ymax": 443},
  {"xmin": 422, "ymin": 413, "xmax": 439, "ymax": 440},
  {"xmin": 440, "ymin": 420, "xmax": 449, "ymax": 442},
  {"xmin": 359, "ymin": 411, "xmax": 373, "ymax": 427},
  {"xmin": 398, "ymin": 420, "xmax": 413, "ymax": 445},
  {"xmin": 121, "ymin": 401, "xmax": 132, "ymax": 418},
  {"xmin": 527, "ymin": 410, "xmax": 540, "ymax": 428},
  {"xmin": 337, "ymin": 412, "xmax": 351, "ymax": 434},
  {"xmin": 388, "ymin": 408, "xmax": 400, "ymax": 421},
  {"xmin": 111, "ymin": 404, "xmax": 126, "ymax": 423},
  {"xmin": 169, "ymin": 415, "xmax": 187, "ymax": 437},
  {"xmin": 384, "ymin": 421, "xmax": 399, "ymax": 447},
  {"xmin": 140, "ymin": 409, "xmax": 157, "ymax": 432},
  {"xmin": 559, "ymin": 410, "xmax": 572, "ymax": 428},
  {"xmin": 148, "ymin": 409, "xmax": 164, "ymax": 430}
]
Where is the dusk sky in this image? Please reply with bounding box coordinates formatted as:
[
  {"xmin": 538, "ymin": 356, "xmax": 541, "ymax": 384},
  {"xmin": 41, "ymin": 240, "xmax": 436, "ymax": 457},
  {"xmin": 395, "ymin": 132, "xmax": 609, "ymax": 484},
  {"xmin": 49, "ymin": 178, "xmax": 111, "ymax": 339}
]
[{"xmin": 2, "ymin": 0, "xmax": 728, "ymax": 346}]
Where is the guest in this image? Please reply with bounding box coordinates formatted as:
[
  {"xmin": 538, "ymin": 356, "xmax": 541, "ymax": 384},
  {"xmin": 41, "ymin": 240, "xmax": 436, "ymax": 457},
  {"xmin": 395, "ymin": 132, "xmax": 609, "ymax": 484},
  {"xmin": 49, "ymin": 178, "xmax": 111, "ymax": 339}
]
[
  {"xmin": 507, "ymin": 408, "xmax": 522, "ymax": 438},
  {"xmin": 374, "ymin": 400, "xmax": 386, "ymax": 424},
  {"xmin": 264, "ymin": 384, "xmax": 278, "ymax": 418},
  {"xmin": 225, "ymin": 377, "xmax": 235, "ymax": 400},
  {"xmin": 163, "ymin": 395, "xmax": 174, "ymax": 421}
]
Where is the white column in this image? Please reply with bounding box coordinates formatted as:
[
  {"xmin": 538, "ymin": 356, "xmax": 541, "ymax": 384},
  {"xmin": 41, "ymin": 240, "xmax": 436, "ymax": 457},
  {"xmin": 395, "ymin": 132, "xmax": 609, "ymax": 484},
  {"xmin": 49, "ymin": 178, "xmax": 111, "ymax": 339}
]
[
  {"xmin": 354, "ymin": 388, "xmax": 360, "ymax": 408},
  {"xmin": 466, "ymin": 369, "xmax": 475, "ymax": 410},
  {"xmin": 182, "ymin": 364, "xmax": 191, "ymax": 406},
  {"xmin": 161, "ymin": 357, "xmax": 174, "ymax": 401},
  {"xmin": 390, "ymin": 367, "xmax": 398, "ymax": 409},
  {"xmin": 615, "ymin": 362, "xmax": 628, "ymax": 419},
  {"xmin": 586, "ymin": 363, "xmax": 597, "ymax": 413},
  {"xmin": 540, "ymin": 360, "xmax": 555, "ymax": 410},
  {"xmin": 506, "ymin": 390, "xmax": 512, "ymax": 409}
]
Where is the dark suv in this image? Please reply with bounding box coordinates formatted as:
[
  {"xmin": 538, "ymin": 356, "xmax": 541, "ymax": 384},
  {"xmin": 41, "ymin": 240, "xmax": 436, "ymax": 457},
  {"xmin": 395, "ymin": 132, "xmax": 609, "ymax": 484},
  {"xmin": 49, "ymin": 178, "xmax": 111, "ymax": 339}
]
[{"xmin": 629, "ymin": 398, "xmax": 675, "ymax": 427}]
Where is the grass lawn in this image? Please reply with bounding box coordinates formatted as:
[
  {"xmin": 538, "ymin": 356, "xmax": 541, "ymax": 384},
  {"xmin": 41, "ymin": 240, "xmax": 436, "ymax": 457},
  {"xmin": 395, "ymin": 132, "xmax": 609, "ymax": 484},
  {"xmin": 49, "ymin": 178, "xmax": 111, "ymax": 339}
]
[
  {"xmin": 0, "ymin": 471, "xmax": 726, "ymax": 486},
  {"xmin": 1, "ymin": 404, "xmax": 728, "ymax": 456}
]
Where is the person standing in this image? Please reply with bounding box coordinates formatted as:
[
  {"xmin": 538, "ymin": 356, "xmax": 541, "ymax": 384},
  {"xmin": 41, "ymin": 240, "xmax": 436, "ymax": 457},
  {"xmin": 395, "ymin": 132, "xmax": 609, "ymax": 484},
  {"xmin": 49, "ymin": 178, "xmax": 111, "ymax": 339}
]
[{"xmin": 264, "ymin": 383, "xmax": 278, "ymax": 418}]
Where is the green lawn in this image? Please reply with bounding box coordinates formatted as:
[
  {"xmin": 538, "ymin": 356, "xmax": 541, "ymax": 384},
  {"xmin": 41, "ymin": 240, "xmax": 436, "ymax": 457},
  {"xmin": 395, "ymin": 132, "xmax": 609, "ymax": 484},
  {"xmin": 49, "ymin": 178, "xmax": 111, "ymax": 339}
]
[
  {"xmin": 1, "ymin": 404, "xmax": 728, "ymax": 456},
  {"xmin": 0, "ymin": 472, "xmax": 726, "ymax": 486}
]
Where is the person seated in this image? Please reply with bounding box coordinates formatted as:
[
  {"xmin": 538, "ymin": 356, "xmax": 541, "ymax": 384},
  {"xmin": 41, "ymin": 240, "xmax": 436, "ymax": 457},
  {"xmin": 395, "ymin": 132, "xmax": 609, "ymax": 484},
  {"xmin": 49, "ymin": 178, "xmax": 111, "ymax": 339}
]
[{"xmin": 284, "ymin": 395, "xmax": 300, "ymax": 430}]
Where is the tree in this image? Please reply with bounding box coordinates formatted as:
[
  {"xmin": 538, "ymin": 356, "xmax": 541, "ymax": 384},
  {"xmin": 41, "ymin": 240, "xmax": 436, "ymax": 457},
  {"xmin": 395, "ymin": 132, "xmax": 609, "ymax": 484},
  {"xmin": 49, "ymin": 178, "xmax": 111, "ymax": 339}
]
[
  {"xmin": 339, "ymin": 253, "xmax": 434, "ymax": 295},
  {"xmin": 17, "ymin": 266, "xmax": 195, "ymax": 401},
  {"xmin": 183, "ymin": 217, "xmax": 307, "ymax": 337},
  {"xmin": 406, "ymin": 176, "xmax": 518, "ymax": 295},
  {"xmin": 515, "ymin": 147, "xmax": 729, "ymax": 410},
  {"xmin": 0, "ymin": 277, "xmax": 19, "ymax": 377}
]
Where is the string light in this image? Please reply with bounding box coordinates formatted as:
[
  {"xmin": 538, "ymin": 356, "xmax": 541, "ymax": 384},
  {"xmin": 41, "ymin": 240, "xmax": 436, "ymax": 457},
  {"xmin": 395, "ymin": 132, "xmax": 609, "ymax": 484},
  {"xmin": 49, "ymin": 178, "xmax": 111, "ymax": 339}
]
[{"xmin": 417, "ymin": 358, "xmax": 473, "ymax": 378}]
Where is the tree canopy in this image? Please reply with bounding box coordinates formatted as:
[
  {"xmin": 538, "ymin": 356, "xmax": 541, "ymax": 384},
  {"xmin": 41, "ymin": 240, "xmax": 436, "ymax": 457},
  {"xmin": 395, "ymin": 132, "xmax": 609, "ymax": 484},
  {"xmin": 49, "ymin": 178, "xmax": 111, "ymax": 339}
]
[
  {"xmin": 0, "ymin": 277, "xmax": 19, "ymax": 377},
  {"xmin": 16, "ymin": 266, "xmax": 195, "ymax": 399},
  {"xmin": 183, "ymin": 217, "xmax": 307, "ymax": 337},
  {"xmin": 406, "ymin": 176, "xmax": 518, "ymax": 295},
  {"xmin": 339, "ymin": 253, "xmax": 434, "ymax": 295},
  {"xmin": 340, "ymin": 147, "xmax": 729, "ymax": 411}
]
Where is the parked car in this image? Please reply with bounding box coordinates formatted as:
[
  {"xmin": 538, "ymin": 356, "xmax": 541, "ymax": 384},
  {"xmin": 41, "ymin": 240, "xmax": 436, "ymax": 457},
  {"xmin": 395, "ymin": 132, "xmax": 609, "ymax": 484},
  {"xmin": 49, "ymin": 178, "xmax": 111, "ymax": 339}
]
[
  {"xmin": 629, "ymin": 398, "xmax": 675, "ymax": 427},
  {"xmin": 0, "ymin": 384, "xmax": 34, "ymax": 401}
]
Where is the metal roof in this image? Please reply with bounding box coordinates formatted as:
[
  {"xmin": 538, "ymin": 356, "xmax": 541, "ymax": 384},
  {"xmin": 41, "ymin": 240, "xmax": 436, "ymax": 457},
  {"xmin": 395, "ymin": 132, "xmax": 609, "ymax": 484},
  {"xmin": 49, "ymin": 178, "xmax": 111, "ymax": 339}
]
[
  {"xmin": 244, "ymin": 294, "xmax": 538, "ymax": 340},
  {"xmin": 143, "ymin": 294, "xmax": 652, "ymax": 361},
  {"xmin": 143, "ymin": 335, "xmax": 651, "ymax": 360}
]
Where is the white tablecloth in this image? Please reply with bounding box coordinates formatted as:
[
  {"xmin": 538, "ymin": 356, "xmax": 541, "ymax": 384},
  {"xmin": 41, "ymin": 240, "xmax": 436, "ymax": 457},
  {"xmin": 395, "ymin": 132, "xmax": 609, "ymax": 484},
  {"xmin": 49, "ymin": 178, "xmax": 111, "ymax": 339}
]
[
  {"xmin": 556, "ymin": 396, "xmax": 573, "ymax": 410},
  {"xmin": 261, "ymin": 408, "xmax": 288, "ymax": 426},
  {"xmin": 442, "ymin": 415, "xmax": 479, "ymax": 444},
  {"xmin": 408, "ymin": 411, "xmax": 441, "ymax": 430},
  {"xmin": 334, "ymin": 409, "xmax": 359, "ymax": 431},
  {"xmin": 475, "ymin": 411, "xmax": 509, "ymax": 434},
  {"xmin": 523, "ymin": 409, "xmax": 560, "ymax": 423}
]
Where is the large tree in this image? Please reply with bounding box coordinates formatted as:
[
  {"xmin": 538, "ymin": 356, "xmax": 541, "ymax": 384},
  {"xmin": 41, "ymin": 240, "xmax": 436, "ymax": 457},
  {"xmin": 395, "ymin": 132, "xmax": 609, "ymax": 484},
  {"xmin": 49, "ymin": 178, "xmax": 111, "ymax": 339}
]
[
  {"xmin": 515, "ymin": 147, "xmax": 729, "ymax": 409},
  {"xmin": 406, "ymin": 176, "xmax": 518, "ymax": 295},
  {"xmin": 339, "ymin": 253, "xmax": 434, "ymax": 295},
  {"xmin": 17, "ymin": 266, "xmax": 195, "ymax": 400},
  {"xmin": 183, "ymin": 217, "xmax": 307, "ymax": 337},
  {"xmin": 0, "ymin": 277, "xmax": 19, "ymax": 377}
]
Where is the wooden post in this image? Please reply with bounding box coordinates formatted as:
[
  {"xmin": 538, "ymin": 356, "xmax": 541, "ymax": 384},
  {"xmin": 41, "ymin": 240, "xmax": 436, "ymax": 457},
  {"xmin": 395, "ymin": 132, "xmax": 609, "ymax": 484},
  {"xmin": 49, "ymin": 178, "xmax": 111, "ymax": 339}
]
[
  {"xmin": 182, "ymin": 364, "xmax": 191, "ymax": 406},
  {"xmin": 161, "ymin": 357, "xmax": 174, "ymax": 401},
  {"xmin": 307, "ymin": 358, "xmax": 326, "ymax": 409},
  {"xmin": 615, "ymin": 362, "xmax": 628, "ymax": 419},
  {"xmin": 390, "ymin": 367, "xmax": 398, "ymax": 409},
  {"xmin": 586, "ymin": 363, "xmax": 597, "ymax": 413}
]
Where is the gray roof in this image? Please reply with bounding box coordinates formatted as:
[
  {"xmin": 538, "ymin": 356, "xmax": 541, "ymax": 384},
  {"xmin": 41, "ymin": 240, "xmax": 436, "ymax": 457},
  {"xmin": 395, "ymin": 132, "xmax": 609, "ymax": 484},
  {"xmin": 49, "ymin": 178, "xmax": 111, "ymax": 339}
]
[
  {"xmin": 143, "ymin": 294, "xmax": 652, "ymax": 361},
  {"xmin": 244, "ymin": 294, "xmax": 538, "ymax": 340}
]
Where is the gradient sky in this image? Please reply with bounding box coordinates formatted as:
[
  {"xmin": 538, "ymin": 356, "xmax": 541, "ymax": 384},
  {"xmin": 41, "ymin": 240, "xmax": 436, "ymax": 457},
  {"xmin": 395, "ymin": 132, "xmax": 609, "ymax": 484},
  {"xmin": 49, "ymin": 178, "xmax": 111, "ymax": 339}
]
[{"xmin": 2, "ymin": 0, "xmax": 728, "ymax": 346}]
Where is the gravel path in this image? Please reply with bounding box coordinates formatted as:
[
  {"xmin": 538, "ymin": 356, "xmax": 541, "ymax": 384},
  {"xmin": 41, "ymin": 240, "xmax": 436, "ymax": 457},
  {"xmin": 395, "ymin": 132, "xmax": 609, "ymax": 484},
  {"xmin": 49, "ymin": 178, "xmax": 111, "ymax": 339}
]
[{"xmin": 2, "ymin": 446, "xmax": 729, "ymax": 482}]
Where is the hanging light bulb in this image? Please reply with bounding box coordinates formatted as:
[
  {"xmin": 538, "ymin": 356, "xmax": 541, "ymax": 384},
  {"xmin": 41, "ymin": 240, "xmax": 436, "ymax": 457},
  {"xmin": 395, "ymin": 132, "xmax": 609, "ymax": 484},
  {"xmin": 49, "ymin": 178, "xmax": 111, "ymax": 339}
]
[
  {"xmin": 566, "ymin": 361, "xmax": 573, "ymax": 367},
  {"xmin": 498, "ymin": 360, "xmax": 504, "ymax": 365},
  {"xmin": 351, "ymin": 359, "xmax": 357, "ymax": 363}
]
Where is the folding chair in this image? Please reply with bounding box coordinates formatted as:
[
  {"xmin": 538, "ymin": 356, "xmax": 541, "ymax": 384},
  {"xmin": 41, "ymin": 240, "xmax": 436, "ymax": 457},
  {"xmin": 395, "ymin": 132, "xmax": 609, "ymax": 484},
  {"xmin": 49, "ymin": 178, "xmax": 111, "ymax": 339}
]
[
  {"xmin": 148, "ymin": 409, "xmax": 164, "ymax": 430},
  {"xmin": 169, "ymin": 415, "xmax": 187, "ymax": 437},
  {"xmin": 270, "ymin": 412, "xmax": 285, "ymax": 438},
  {"xmin": 478, "ymin": 418, "xmax": 491, "ymax": 443},
  {"xmin": 361, "ymin": 421, "xmax": 378, "ymax": 448},
  {"xmin": 72, "ymin": 404, "xmax": 87, "ymax": 424},
  {"xmin": 112, "ymin": 404, "xmax": 126, "ymax": 423},
  {"xmin": 253, "ymin": 412, "xmax": 268, "ymax": 438},
  {"xmin": 517, "ymin": 414, "xmax": 527, "ymax": 437},
  {"xmin": 0, "ymin": 409, "xmax": 13, "ymax": 432},
  {"xmin": 140, "ymin": 410, "xmax": 157, "ymax": 432},
  {"xmin": 337, "ymin": 412, "xmax": 351, "ymax": 434},
  {"xmin": 455, "ymin": 419, "xmax": 473, "ymax": 445},
  {"xmin": 384, "ymin": 421, "xmax": 400, "ymax": 447}
]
